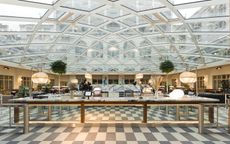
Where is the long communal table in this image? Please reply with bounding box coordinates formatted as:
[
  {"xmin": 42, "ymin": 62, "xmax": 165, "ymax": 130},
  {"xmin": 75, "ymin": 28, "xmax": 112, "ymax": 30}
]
[{"xmin": 11, "ymin": 96, "xmax": 222, "ymax": 134}]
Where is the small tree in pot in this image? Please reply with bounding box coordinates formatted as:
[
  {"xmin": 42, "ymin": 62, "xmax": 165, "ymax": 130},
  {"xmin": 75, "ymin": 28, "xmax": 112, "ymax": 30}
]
[
  {"xmin": 159, "ymin": 60, "xmax": 174, "ymax": 93},
  {"xmin": 50, "ymin": 60, "xmax": 66, "ymax": 93}
]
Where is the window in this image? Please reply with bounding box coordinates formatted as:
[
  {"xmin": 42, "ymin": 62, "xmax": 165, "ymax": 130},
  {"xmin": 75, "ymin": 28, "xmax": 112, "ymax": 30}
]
[
  {"xmin": 0, "ymin": 75, "xmax": 13, "ymax": 94},
  {"xmin": 197, "ymin": 76, "xmax": 205, "ymax": 89},
  {"xmin": 21, "ymin": 77, "xmax": 31, "ymax": 88},
  {"xmin": 213, "ymin": 74, "xmax": 230, "ymax": 89}
]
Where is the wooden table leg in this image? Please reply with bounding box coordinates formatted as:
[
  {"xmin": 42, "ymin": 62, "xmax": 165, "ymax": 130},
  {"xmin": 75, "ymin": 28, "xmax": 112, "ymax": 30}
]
[
  {"xmin": 176, "ymin": 105, "xmax": 180, "ymax": 121},
  {"xmin": 228, "ymin": 105, "xmax": 230, "ymax": 133},
  {"xmin": 142, "ymin": 104, "xmax": 147, "ymax": 123},
  {"xmin": 48, "ymin": 106, "xmax": 52, "ymax": 121},
  {"xmin": 208, "ymin": 106, "xmax": 214, "ymax": 123},
  {"xmin": 199, "ymin": 104, "xmax": 204, "ymax": 134},
  {"xmin": 14, "ymin": 107, "xmax": 19, "ymax": 123},
  {"xmin": 24, "ymin": 105, "xmax": 29, "ymax": 134},
  {"xmin": 81, "ymin": 104, "xmax": 85, "ymax": 123}
]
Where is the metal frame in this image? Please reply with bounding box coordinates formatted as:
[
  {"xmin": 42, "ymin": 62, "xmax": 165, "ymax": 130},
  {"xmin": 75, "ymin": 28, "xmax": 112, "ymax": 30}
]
[{"xmin": 0, "ymin": 0, "xmax": 229, "ymax": 73}]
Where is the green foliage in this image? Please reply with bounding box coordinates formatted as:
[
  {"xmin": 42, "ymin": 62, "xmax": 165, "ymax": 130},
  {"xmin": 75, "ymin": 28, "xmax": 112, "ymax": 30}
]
[
  {"xmin": 159, "ymin": 60, "xmax": 174, "ymax": 73},
  {"xmin": 17, "ymin": 86, "xmax": 29, "ymax": 97},
  {"xmin": 50, "ymin": 60, "xmax": 66, "ymax": 74},
  {"xmin": 37, "ymin": 84, "xmax": 52, "ymax": 93}
]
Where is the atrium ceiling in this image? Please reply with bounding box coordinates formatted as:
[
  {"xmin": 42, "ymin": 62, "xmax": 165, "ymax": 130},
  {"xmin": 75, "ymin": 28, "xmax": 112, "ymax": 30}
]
[{"xmin": 0, "ymin": 0, "xmax": 229, "ymax": 74}]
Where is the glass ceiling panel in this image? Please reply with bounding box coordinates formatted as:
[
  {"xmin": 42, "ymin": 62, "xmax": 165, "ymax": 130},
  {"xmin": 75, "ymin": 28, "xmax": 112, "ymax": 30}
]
[
  {"xmin": 48, "ymin": 9, "xmax": 65, "ymax": 19},
  {"xmin": 168, "ymin": 0, "xmax": 209, "ymax": 5},
  {"xmin": 102, "ymin": 22, "xmax": 126, "ymax": 32},
  {"xmin": 175, "ymin": 45, "xmax": 195, "ymax": 53},
  {"xmin": 170, "ymin": 34, "xmax": 193, "ymax": 43},
  {"xmin": 120, "ymin": 16, "xmax": 148, "ymax": 27},
  {"xmin": 0, "ymin": 47, "xmax": 24, "ymax": 57},
  {"xmin": 21, "ymin": 0, "xmax": 58, "ymax": 5},
  {"xmin": 38, "ymin": 23, "xmax": 68, "ymax": 32},
  {"xmin": 104, "ymin": 35, "xmax": 124, "ymax": 44},
  {"xmin": 123, "ymin": 42, "xmax": 136, "ymax": 51},
  {"xmin": 62, "ymin": 0, "xmax": 104, "ymax": 11},
  {"xmin": 79, "ymin": 37, "xmax": 97, "ymax": 47},
  {"xmin": 194, "ymin": 34, "xmax": 228, "ymax": 44},
  {"xmin": 161, "ymin": 10, "xmax": 178, "ymax": 20},
  {"xmin": 0, "ymin": 34, "xmax": 31, "ymax": 45},
  {"xmin": 32, "ymin": 34, "xmax": 57, "ymax": 43},
  {"xmin": 27, "ymin": 44, "xmax": 50, "ymax": 54},
  {"xmin": 0, "ymin": 21, "xmax": 36, "ymax": 31},
  {"xmin": 51, "ymin": 44, "xmax": 71, "ymax": 53},
  {"xmin": 158, "ymin": 23, "xmax": 187, "ymax": 32},
  {"xmin": 57, "ymin": 35, "xmax": 79, "ymax": 44},
  {"xmin": 88, "ymin": 29, "xmax": 107, "ymax": 38},
  {"xmin": 149, "ymin": 36, "xmax": 169, "ymax": 43},
  {"xmin": 0, "ymin": 0, "xmax": 229, "ymax": 73},
  {"xmin": 97, "ymin": 8, "xmax": 130, "ymax": 18},
  {"xmin": 136, "ymin": 26, "xmax": 159, "ymax": 34},
  {"xmin": 120, "ymin": 29, "xmax": 138, "ymax": 38},
  {"xmin": 78, "ymin": 15, "xmax": 106, "ymax": 26},
  {"xmin": 214, "ymin": 37, "xmax": 230, "ymax": 46},
  {"xmin": 189, "ymin": 20, "xmax": 228, "ymax": 32},
  {"xmin": 120, "ymin": 0, "xmax": 164, "ymax": 12},
  {"xmin": 145, "ymin": 14, "xmax": 159, "ymax": 21},
  {"xmin": 66, "ymin": 25, "xmax": 91, "ymax": 34},
  {"xmin": 179, "ymin": 4, "xmax": 227, "ymax": 19},
  {"xmin": 0, "ymin": 4, "xmax": 47, "ymax": 18}
]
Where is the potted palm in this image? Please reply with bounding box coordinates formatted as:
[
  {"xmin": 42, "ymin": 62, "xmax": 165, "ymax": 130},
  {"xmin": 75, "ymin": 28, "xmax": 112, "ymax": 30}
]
[
  {"xmin": 159, "ymin": 60, "xmax": 174, "ymax": 93},
  {"xmin": 50, "ymin": 60, "xmax": 66, "ymax": 93}
]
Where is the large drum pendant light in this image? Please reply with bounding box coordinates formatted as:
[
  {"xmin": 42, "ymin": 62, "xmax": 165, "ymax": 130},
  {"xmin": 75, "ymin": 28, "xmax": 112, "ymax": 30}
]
[
  {"xmin": 31, "ymin": 72, "xmax": 49, "ymax": 84},
  {"xmin": 179, "ymin": 71, "xmax": 197, "ymax": 83}
]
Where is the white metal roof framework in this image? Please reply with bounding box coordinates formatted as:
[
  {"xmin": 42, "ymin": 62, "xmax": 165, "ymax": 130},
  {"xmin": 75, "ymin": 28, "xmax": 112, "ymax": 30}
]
[{"xmin": 0, "ymin": 0, "xmax": 229, "ymax": 74}]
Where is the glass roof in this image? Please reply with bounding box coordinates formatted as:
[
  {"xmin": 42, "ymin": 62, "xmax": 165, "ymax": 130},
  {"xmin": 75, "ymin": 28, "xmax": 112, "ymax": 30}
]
[{"xmin": 0, "ymin": 0, "xmax": 229, "ymax": 74}]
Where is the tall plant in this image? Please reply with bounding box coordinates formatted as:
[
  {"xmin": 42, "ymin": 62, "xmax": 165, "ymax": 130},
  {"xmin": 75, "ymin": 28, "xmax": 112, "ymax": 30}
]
[
  {"xmin": 50, "ymin": 60, "xmax": 66, "ymax": 93},
  {"xmin": 159, "ymin": 60, "xmax": 174, "ymax": 93}
]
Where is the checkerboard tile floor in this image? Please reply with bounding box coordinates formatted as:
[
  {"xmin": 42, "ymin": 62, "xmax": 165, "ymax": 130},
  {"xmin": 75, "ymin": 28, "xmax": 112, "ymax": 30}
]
[{"xmin": 0, "ymin": 106, "xmax": 230, "ymax": 144}]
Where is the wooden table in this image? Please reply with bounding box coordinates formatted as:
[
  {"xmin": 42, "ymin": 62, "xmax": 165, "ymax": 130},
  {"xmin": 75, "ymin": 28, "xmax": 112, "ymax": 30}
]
[{"xmin": 11, "ymin": 96, "xmax": 219, "ymax": 134}]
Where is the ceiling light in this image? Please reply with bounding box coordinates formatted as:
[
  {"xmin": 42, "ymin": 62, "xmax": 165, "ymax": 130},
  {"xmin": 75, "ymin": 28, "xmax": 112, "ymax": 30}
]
[
  {"xmin": 71, "ymin": 79, "xmax": 78, "ymax": 84},
  {"xmin": 179, "ymin": 71, "xmax": 197, "ymax": 83},
  {"xmin": 32, "ymin": 72, "xmax": 49, "ymax": 84},
  {"xmin": 85, "ymin": 73, "xmax": 92, "ymax": 79},
  {"xmin": 135, "ymin": 73, "xmax": 143, "ymax": 79}
]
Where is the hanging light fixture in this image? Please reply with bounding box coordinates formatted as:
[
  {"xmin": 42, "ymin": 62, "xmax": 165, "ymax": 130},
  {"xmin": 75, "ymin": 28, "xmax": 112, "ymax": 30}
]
[
  {"xmin": 85, "ymin": 73, "xmax": 92, "ymax": 79},
  {"xmin": 31, "ymin": 72, "xmax": 49, "ymax": 84},
  {"xmin": 179, "ymin": 71, "xmax": 197, "ymax": 83},
  {"xmin": 135, "ymin": 73, "xmax": 143, "ymax": 79},
  {"xmin": 71, "ymin": 79, "xmax": 78, "ymax": 84}
]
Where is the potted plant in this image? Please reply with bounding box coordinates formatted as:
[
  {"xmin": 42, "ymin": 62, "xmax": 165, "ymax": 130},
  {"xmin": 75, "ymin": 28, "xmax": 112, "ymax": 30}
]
[
  {"xmin": 159, "ymin": 60, "xmax": 174, "ymax": 93},
  {"xmin": 50, "ymin": 60, "xmax": 66, "ymax": 93},
  {"xmin": 17, "ymin": 86, "xmax": 30, "ymax": 98}
]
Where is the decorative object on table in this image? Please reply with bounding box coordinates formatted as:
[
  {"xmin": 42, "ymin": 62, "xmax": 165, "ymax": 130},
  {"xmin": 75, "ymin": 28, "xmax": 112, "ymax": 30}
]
[
  {"xmin": 169, "ymin": 89, "xmax": 185, "ymax": 99},
  {"xmin": 31, "ymin": 72, "xmax": 49, "ymax": 84},
  {"xmin": 159, "ymin": 60, "xmax": 174, "ymax": 93},
  {"xmin": 148, "ymin": 76, "xmax": 163, "ymax": 97},
  {"xmin": 17, "ymin": 86, "xmax": 30, "ymax": 97},
  {"xmin": 50, "ymin": 60, "xmax": 66, "ymax": 93},
  {"xmin": 68, "ymin": 79, "xmax": 78, "ymax": 99},
  {"xmin": 179, "ymin": 71, "xmax": 197, "ymax": 83}
]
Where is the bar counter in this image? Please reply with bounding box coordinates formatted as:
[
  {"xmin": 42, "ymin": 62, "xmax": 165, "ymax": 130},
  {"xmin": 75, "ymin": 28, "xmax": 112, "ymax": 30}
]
[{"xmin": 11, "ymin": 96, "xmax": 220, "ymax": 134}]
